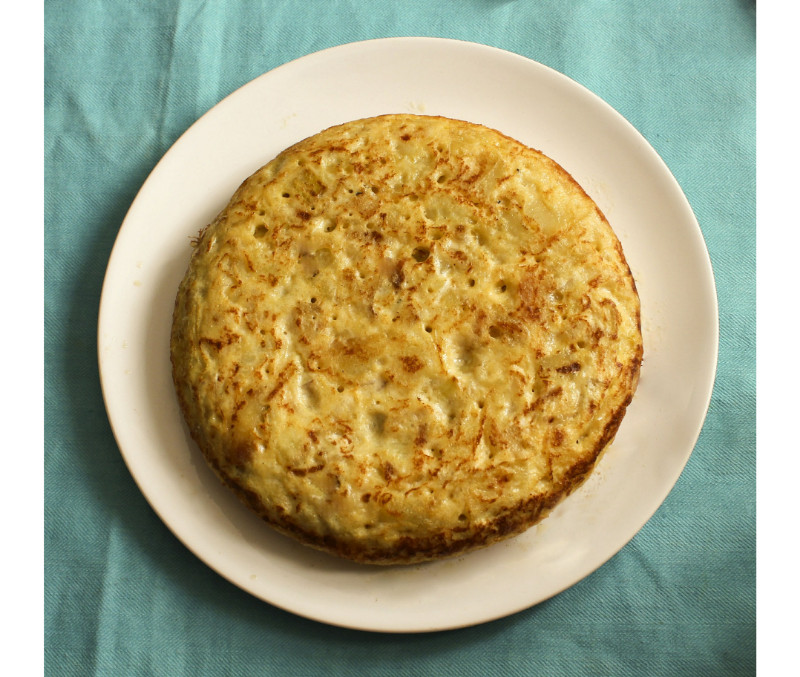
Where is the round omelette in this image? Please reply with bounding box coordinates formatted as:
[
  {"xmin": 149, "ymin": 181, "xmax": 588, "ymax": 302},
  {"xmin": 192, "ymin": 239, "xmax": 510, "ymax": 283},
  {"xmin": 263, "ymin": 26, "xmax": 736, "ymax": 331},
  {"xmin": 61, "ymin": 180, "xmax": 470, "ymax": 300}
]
[{"xmin": 170, "ymin": 114, "xmax": 643, "ymax": 564}]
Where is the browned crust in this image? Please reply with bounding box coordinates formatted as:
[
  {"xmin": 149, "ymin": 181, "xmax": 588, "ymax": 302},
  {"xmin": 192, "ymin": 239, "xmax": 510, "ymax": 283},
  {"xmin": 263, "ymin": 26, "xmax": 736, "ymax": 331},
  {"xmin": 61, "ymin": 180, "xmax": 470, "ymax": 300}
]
[{"xmin": 170, "ymin": 113, "xmax": 643, "ymax": 566}]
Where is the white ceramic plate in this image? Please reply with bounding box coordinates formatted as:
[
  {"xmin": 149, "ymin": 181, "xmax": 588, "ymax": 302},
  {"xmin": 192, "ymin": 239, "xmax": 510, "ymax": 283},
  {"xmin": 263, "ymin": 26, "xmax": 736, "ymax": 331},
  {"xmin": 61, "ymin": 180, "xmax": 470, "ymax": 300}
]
[{"xmin": 98, "ymin": 38, "xmax": 718, "ymax": 633}]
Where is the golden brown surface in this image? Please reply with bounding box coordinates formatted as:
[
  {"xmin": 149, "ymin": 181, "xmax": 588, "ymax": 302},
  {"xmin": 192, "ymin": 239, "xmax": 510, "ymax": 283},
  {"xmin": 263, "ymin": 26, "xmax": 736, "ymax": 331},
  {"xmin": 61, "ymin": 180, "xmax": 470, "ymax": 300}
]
[{"xmin": 170, "ymin": 114, "xmax": 642, "ymax": 564}]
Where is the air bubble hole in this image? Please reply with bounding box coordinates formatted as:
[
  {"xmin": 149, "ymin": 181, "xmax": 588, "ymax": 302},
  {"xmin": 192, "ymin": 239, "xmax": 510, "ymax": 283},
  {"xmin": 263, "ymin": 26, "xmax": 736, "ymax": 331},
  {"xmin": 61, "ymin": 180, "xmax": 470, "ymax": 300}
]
[{"xmin": 412, "ymin": 247, "xmax": 430, "ymax": 263}]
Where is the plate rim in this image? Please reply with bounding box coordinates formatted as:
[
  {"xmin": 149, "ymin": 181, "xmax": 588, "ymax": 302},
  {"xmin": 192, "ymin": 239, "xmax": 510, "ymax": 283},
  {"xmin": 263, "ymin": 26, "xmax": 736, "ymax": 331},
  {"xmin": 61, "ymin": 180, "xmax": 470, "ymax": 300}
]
[{"xmin": 97, "ymin": 37, "xmax": 719, "ymax": 633}]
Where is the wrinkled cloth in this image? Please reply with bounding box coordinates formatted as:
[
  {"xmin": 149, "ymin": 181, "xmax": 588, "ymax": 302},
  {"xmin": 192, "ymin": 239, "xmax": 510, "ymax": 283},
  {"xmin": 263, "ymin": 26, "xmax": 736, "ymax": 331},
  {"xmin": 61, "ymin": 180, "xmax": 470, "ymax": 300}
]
[{"xmin": 45, "ymin": 1, "xmax": 755, "ymax": 674}]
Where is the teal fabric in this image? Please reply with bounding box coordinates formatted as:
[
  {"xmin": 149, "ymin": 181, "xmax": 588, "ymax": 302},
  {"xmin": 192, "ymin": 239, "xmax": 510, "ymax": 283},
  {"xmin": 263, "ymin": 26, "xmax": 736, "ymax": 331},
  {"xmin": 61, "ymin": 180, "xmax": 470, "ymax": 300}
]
[{"xmin": 45, "ymin": 1, "xmax": 756, "ymax": 674}]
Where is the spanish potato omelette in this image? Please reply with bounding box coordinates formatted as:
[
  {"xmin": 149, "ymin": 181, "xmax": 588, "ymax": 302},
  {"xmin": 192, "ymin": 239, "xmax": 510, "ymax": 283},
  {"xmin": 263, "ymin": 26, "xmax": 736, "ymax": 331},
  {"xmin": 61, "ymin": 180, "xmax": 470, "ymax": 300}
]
[{"xmin": 170, "ymin": 114, "xmax": 642, "ymax": 564}]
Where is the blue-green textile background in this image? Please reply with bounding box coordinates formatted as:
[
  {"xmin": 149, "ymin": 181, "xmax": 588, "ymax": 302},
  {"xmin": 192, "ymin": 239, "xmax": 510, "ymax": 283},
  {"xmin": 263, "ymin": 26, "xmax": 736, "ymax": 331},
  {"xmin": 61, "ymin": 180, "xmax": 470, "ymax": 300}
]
[{"xmin": 44, "ymin": 1, "xmax": 755, "ymax": 674}]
